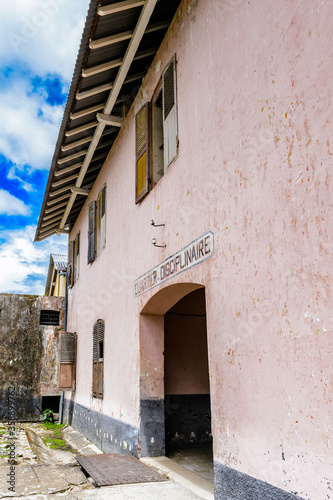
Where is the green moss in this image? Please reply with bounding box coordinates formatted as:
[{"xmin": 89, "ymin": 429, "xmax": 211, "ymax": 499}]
[
  {"xmin": 43, "ymin": 422, "xmax": 66, "ymax": 438},
  {"xmin": 41, "ymin": 422, "xmax": 77, "ymax": 453}
]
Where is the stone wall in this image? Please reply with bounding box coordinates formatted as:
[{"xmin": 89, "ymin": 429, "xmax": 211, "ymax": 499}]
[{"xmin": 0, "ymin": 294, "xmax": 64, "ymax": 421}]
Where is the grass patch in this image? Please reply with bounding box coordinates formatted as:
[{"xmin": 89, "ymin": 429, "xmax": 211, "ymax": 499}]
[
  {"xmin": 41, "ymin": 422, "xmax": 77, "ymax": 453},
  {"xmin": 43, "ymin": 437, "xmax": 75, "ymax": 451}
]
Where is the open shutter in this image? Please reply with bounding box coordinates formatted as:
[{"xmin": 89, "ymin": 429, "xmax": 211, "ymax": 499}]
[
  {"xmin": 135, "ymin": 103, "xmax": 150, "ymax": 203},
  {"xmin": 162, "ymin": 56, "xmax": 178, "ymax": 171},
  {"xmin": 100, "ymin": 186, "xmax": 106, "ymax": 250},
  {"xmin": 68, "ymin": 241, "xmax": 74, "ymax": 288},
  {"xmin": 97, "ymin": 320, "xmax": 104, "ymax": 398},
  {"xmin": 75, "ymin": 232, "xmax": 80, "ymax": 283},
  {"xmin": 92, "ymin": 322, "xmax": 98, "ymax": 397},
  {"xmin": 88, "ymin": 201, "xmax": 96, "ymax": 264},
  {"xmin": 59, "ymin": 332, "xmax": 76, "ymax": 389}
]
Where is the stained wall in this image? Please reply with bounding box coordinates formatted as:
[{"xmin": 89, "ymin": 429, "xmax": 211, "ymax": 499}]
[
  {"xmin": 0, "ymin": 294, "xmax": 64, "ymax": 421},
  {"xmin": 66, "ymin": 0, "xmax": 333, "ymax": 498}
]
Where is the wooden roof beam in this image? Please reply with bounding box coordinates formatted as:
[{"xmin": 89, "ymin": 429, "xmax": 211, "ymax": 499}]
[
  {"xmin": 97, "ymin": 113, "xmax": 123, "ymax": 127},
  {"xmin": 46, "ymin": 193, "xmax": 71, "ymax": 206},
  {"xmin": 71, "ymin": 187, "xmax": 90, "ymax": 196},
  {"xmin": 82, "ymin": 47, "xmax": 157, "ymax": 78},
  {"xmin": 41, "ymin": 219, "xmax": 62, "ymax": 230},
  {"xmin": 49, "ymin": 185, "xmax": 72, "ymax": 198},
  {"xmin": 65, "ymin": 121, "xmax": 98, "ymax": 137},
  {"xmin": 76, "ymin": 71, "xmax": 145, "ymax": 101},
  {"xmin": 89, "ymin": 21, "xmax": 169, "ymax": 50},
  {"xmin": 90, "ymin": 29, "xmax": 133, "ymax": 50},
  {"xmin": 54, "ymin": 162, "xmax": 82, "ymax": 178},
  {"xmin": 70, "ymin": 104, "xmax": 104, "ymax": 120},
  {"xmin": 52, "ymin": 174, "xmax": 79, "ymax": 189},
  {"xmin": 45, "ymin": 201, "xmax": 69, "ymax": 215},
  {"xmin": 98, "ymin": 0, "xmax": 145, "ymax": 16},
  {"xmin": 61, "ymin": 136, "xmax": 93, "ymax": 152},
  {"xmin": 58, "ymin": 150, "xmax": 88, "ymax": 165}
]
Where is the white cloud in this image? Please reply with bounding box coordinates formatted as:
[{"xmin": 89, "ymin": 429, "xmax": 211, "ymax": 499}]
[
  {"xmin": 0, "ymin": 189, "xmax": 31, "ymax": 216},
  {"xmin": 0, "ymin": 78, "xmax": 65, "ymax": 169},
  {"xmin": 7, "ymin": 167, "xmax": 35, "ymax": 192},
  {"xmin": 0, "ymin": 225, "xmax": 67, "ymax": 294},
  {"xmin": 0, "ymin": 0, "xmax": 90, "ymax": 81}
]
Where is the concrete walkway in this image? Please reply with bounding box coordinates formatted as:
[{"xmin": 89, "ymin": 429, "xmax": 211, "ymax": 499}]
[{"xmin": 0, "ymin": 425, "xmax": 214, "ymax": 499}]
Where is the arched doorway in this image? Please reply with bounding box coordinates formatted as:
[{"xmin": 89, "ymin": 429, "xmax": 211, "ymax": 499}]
[{"xmin": 139, "ymin": 283, "xmax": 213, "ymax": 481}]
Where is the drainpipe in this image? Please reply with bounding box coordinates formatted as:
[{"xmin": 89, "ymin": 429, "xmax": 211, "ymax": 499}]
[
  {"xmin": 59, "ymin": 390, "xmax": 64, "ymax": 425},
  {"xmin": 63, "ymin": 270, "xmax": 68, "ymax": 331},
  {"xmin": 59, "ymin": 269, "xmax": 68, "ymax": 425}
]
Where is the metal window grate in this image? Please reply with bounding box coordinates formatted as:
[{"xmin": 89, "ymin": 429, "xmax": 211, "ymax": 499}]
[{"xmin": 40, "ymin": 310, "xmax": 60, "ymax": 326}]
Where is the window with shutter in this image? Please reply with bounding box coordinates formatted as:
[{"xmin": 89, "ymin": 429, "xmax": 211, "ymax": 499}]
[
  {"xmin": 135, "ymin": 55, "xmax": 178, "ymax": 200},
  {"xmin": 97, "ymin": 320, "xmax": 104, "ymax": 397},
  {"xmin": 58, "ymin": 332, "xmax": 76, "ymax": 390},
  {"xmin": 75, "ymin": 232, "xmax": 80, "ymax": 283},
  {"xmin": 162, "ymin": 56, "xmax": 178, "ymax": 171},
  {"xmin": 92, "ymin": 322, "xmax": 98, "ymax": 397},
  {"xmin": 96, "ymin": 185, "xmax": 107, "ymax": 256},
  {"xmin": 68, "ymin": 241, "xmax": 74, "ymax": 288},
  {"xmin": 100, "ymin": 185, "xmax": 106, "ymax": 251},
  {"xmin": 92, "ymin": 319, "xmax": 104, "ymax": 398},
  {"xmin": 88, "ymin": 201, "xmax": 96, "ymax": 264},
  {"xmin": 135, "ymin": 103, "xmax": 150, "ymax": 203}
]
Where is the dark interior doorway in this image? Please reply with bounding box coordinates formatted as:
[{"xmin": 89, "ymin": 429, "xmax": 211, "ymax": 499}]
[
  {"xmin": 164, "ymin": 288, "xmax": 213, "ymax": 481},
  {"xmin": 41, "ymin": 395, "xmax": 60, "ymax": 414}
]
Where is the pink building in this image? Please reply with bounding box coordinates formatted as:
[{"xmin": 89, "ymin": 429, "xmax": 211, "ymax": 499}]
[{"xmin": 36, "ymin": 1, "xmax": 333, "ymax": 498}]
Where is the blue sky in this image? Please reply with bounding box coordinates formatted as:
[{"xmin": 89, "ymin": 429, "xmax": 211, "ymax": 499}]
[{"xmin": 0, "ymin": 0, "xmax": 90, "ymax": 294}]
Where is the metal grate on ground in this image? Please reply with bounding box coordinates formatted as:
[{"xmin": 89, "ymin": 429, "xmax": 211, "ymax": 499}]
[{"xmin": 76, "ymin": 454, "xmax": 168, "ymax": 487}]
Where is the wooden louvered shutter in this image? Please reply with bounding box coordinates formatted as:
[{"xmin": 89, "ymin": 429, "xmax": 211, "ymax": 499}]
[
  {"xmin": 100, "ymin": 186, "xmax": 106, "ymax": 250},
  {"xmin": 92, "ymin": 322, "xmax": 98, "ymax": 397},
  {"xmin": 59, "ymin": 332, "xmax": 76, "ymax": 389},
  {"xmin": 135, "ymin": 103, "xmax": 150, "ymax": 203},
  {"xmin": 75, "ymin": 232, "xmax": 80, "ymax": 283},
  {"xmin": 88, "ymin": 201, "xmax": 96, "ymax": 264},
  {"xmin": 68, "ymin": 241, "xmax": 74, "ymax": 288},
  {"xmin": 162, "ymin": 56, "xmax": 178, "ymax": 171},
  {"xmin": 98, "ymin": 320, "xmax": 104, "ymax": 398}
]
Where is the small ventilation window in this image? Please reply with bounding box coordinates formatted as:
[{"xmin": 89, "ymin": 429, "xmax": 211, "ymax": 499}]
[{"xmin": 40, "ymin": 310, "xmax": 60, "ymax": 326}]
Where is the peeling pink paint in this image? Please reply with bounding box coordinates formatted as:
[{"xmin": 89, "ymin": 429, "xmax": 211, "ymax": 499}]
[{"xmin": 67, "ymin": 0, "xmax": 333, "ymax": 497}]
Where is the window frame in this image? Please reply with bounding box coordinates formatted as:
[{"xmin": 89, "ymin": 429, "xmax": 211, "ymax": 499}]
[
  {"xmin": 135, "ymin": 55, "xmax": 178, "ymax": 203},
  {"xmin": 92, "ymin": 319, "xmax": 104, "ymax": 399},
  {"xmin": 58, "ymin": 332, "xmax": 76, "ymax": 390},
  {"xmin": 135, "ymin": 103, "xmax": 151, "ymax": 204},
  {"xmin": 87, "ymin": 185, "xmax": 107, "ymax": 264},
  {"xmin": 68, "ymin": 232, "xmax": 80, "ymax": 287}
]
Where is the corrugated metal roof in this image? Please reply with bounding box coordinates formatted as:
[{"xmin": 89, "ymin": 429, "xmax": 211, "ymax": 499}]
[
  {"xmin": 35, "ymin": 0, "xmax": 181, "ymax": 242},
  {"xmin": 51, "ymin": 254, "xmax": 68, "ymax": 271}
]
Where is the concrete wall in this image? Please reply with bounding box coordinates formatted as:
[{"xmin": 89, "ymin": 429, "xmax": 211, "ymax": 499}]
[
  {"xmin": 66, "ymin": 0, "xmax": 333, "ymax": 498},
  {"xmin": 164, "ymin": 289, "xmax": 209, "ymax": 395},
  {"xmin": 0, "ymin": 294, "xmax": 64, "ymax": 421}
]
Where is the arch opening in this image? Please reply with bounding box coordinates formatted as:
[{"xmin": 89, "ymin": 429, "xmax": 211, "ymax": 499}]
[{"xmin": 139, "ymin": 283, "xmax": 213, "ymax": 483}]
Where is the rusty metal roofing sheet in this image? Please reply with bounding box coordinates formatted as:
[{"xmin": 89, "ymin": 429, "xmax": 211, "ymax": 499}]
[{"xmin": 76, "ymin": 453, "xmax": 168, "ymax": 486}]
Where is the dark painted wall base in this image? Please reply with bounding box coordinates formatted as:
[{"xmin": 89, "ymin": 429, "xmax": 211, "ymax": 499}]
[
  {"xmin": 165, "ymin": 394, "xmax": 212, "ymax": 451},
  {"xmin": 214, "ymin": 461, "xmax": 305, "ymax": 500},
  {"xmin": 63, "ymin": 398, "xmax": 139, "ymax": 456},
  {"xmin": 0, "ymin": 389, "xmax": 42, "ymax": 421},
  {"xmin": 140, "ymin": 398, "xmax": 165, "ymax": 457}
]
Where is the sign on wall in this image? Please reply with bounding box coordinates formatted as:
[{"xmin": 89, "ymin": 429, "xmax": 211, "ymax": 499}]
[{"xmin": 134, "ymin": 231, "xmax": 214, "ymax": 297}]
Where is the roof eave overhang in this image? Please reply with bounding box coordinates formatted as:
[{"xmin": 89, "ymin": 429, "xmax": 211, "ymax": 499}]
[{"xmin": 35, "ymin": 0, "xmax": 180, "ymax": 242}]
